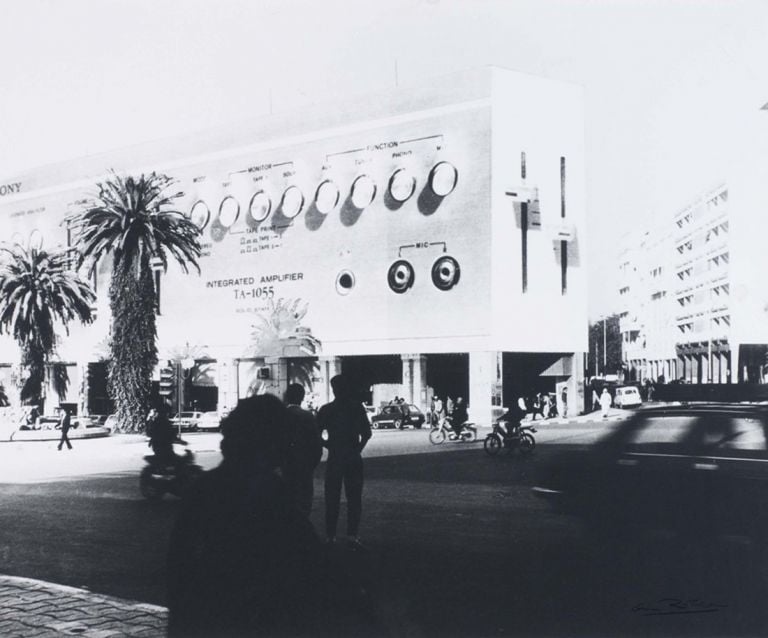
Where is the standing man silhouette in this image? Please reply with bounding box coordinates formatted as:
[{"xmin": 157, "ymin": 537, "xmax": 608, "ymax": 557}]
[
  {"xmin": 317, "ymin": 374, "xmax": 372, "ymax": 547},
  {"xmin": 57, "ymin": 406, "xmax": 72, "ymax": 451},
  {"xmin": 284, "ymin": 383, "xmax": 323, "ymax": 517}
]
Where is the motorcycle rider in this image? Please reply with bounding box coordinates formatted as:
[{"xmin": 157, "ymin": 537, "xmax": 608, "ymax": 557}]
[
  {"xmin": 148, "ymin": 400, "xmax": 186, "ymax": 466},
  {"xmin": 499, "ymin": 401, "xmax": 526, "ymax": 440},
  {"xmin": 451, "ymin": 397, "xmax": 468, "ymax": 437}
]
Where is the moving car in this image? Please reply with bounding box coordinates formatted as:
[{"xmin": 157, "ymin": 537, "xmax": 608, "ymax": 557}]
[
  {"xmin": 370, "ymin": 404, "xmax": 426, "ymax": 429},
  {"xmin": 613, "ymin": 385, "xmax": 642, "ymax": 408},
  {"xmin": 533, "ymin": 403, "xmax": 768, "ymax": 545}
]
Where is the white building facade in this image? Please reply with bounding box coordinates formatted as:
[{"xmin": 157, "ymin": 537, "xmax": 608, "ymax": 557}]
[{"xmin": 0, "ymin": 67, "xmax": 588, "ymax": 422}]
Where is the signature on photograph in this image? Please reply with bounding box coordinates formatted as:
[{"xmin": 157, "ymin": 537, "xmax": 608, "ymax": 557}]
[{"xmin": 632, "ymin": 598, "xmax": 728, "ymax": 616}]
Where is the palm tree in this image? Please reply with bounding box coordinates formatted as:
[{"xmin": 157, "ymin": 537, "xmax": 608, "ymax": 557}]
[
  {"xmin": 247, "ymin": 298, "xmax": 321, "ymax": 394},
  {"xmin": 0, "ymin": 243, "xmax": 95, "ymax": 409},
  {"xmin": 70, "ymin": 172, "xmax": 201, "ymax": 432}
]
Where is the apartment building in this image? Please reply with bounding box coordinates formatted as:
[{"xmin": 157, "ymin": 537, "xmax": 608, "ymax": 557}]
[{"xmin": 618, "ymin": 216, "xmax": 678, "ymax": 383}]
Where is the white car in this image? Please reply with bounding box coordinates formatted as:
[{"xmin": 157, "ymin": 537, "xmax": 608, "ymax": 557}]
[
  {"xmin": 196, "ymin": 411, "xmax": 222, "ymax": 431},
  {"xmin": 614, "ymin": 386, "xmax": 642, "ymax": 408},
  {"xmin": 171, "ymin": 411, "xmax": 203, "ymax": 432}
]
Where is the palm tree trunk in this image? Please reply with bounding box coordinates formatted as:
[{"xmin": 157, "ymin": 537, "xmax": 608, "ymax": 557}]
[{"xmin": 108, "ymin": 262, "xmax": 158, "ymax": 432}]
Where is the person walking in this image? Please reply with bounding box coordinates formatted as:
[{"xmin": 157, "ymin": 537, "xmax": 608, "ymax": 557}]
[
  {"xmin": 434, "ymin": 396, "xmax": 445, "ymax": 427},
  {"xmin": 284, "ymin": 383, "xmax": 323, "ymax": 517},
  {"xmin": 600, "ymin": 387, "xmax": 613, "ymax": 419},
  {"xmin": 561, "ymin": 386, "xmax": 568, "ymax": 418},
  {"xmin": 57, "ymin": 406, "xmax": 73, "ymax": 451},
  {"xmin": 317, "ymin": 374, "xmax": 372, "ymax": 547}
]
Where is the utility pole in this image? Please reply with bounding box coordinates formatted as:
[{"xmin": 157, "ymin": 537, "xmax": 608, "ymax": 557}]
[
  {"xmin": 595, "ymin": 340, "xmax": 599, "ymax": 377},
  {"xmin": 603, "ymin": 317, "xmax": 607, "ymax": 373}
]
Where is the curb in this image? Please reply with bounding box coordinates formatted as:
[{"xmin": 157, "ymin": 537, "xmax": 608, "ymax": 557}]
[
  {"xmin": 0, "ymin": 575, "xmax": 167, "ymax": 637},
  {"xmin": 0, "ymin": 575, "xmax": 167, "ymax": 613},
  {"xmin": 9, "ymin": 427, "xmax": 111, "ymax": 442}
]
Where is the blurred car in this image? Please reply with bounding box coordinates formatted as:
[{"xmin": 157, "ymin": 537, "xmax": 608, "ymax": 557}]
[
  {"xmin": 363, "ymin": 405, "xmax": 377, "ymax": 424},
  {"xmin": 196, "ymin": 411, "xmax": 222, "ymax": 431},
  {"xmin": 533, "ymin": 403, "xmax": 768, "ymax": 545},
  {"xmin": 171, "ymin": 411, "xmax": 203, "ymax": 432},
  {"xmin": 613, "ymin": 386, "xmax": 642, "ymax": 408},
  {"xmin": 370, "ymin": 404, "xmax": 425, "ymax": 430}
]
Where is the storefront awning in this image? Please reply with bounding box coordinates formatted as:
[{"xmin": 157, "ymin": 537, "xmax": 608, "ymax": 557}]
[{"xmin": 539, "ymin": 356, "xmax": 572, "ymax": 377}]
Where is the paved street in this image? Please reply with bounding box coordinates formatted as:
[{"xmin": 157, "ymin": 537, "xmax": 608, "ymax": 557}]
[{"xmin": 0, "ymin": 410, "xmax": 764, "ymax": 636}]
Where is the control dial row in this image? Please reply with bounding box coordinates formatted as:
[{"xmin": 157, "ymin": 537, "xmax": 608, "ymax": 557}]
[{"xmin": 187, "ymin": 162, "xmax": 458, "ymax": 230}]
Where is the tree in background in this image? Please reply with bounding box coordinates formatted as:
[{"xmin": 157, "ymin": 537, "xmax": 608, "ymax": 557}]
[
  {"xmin": 0, "ymin": 244, "xmax": 95, "ymax": 410},
  {"xmin": 70, "ymin": 172, "xmax": 201, "ymax": 432},
  {"xmin": 587, "ymin": 314, "xmax": 623, "ymax": 378},
  {"xmin": 247, "ymin": 298, "xmax": 321, "ymax": 394}
]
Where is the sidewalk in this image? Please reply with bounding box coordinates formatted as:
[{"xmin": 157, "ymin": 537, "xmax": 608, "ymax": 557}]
[
  {"xmin": 0, "ymin": 575, "xmax": 166, "ymax": 637},
  {"xmin": 522, "ymin": 407, "xmax": 631, "ymax": 426}
]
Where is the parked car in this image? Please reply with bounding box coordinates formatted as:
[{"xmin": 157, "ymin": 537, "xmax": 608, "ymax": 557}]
[
  {"xmin": 371, "ymin": 404, "xmax": 426, "ymax": 430},
  {"xmin": 171, "ymin": 411, "xmax": 203, "ymax": 432},
  {"xmin": 533, "ymin": 403, "xmax": 768, "ymax": 545},
  {"xmin": 196, "ymin": 411, "xmax": 222, "ymax": 431},
  {"xmin": 614, "ymin": 385, "xmax": 642, "ymax": 408}
]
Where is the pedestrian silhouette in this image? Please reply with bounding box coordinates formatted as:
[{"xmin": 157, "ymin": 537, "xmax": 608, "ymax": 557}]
[
  {"xmin": 166, "ymin": 394, "xmax": 322, "ymax": 637},
  {"xmin": 600, "ymin": 387, "xmax": 613, "ymax": 419},
  {"xmin": 317, "ymin": 374, "xmax": 372, "ymax": 546},
  {"xmin": 57, "ymin": 406, "xmax": 72, "ymax": 451},
  {"xmin": 284, "ymin": 383, "xmax": 323, "ymax": 517}
]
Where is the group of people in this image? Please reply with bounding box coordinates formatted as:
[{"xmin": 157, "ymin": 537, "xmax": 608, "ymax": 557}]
[
  {"xmin": 166, "ymin": 374, "xmax": 373, "ymax": 637},
  {"xmin": 517, "ymin": 393, "xmax": 560, "ymax": 421}
]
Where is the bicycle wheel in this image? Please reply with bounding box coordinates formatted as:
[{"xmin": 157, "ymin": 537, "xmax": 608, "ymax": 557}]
[
  {"xmin": 483, "ymin": 433, "xmax": 502, "ymax": 456},
  {"xmin": 520, "ymin": 433, "xmax": 536, "ymax": 455},
  {"xmin": 429, "ymin": 428, "xmax": 446, "ymax": 445}
]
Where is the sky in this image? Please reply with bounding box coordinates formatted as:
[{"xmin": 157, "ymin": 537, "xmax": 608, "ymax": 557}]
[{"xmin": 1, "ymin": 0, "xmax": 767, "ymax": 318}]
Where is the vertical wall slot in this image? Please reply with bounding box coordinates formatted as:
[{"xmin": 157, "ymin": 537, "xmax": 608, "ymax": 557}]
[
  {"xmin": 521, "ymin": 151, "xmax": 528, "ymax": 294},
  {"xmin": 560, "ymin": 156, "xmax": 567, "ymax": 295}
]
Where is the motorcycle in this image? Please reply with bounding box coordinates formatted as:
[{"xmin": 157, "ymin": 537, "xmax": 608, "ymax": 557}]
[
  {"xmin": 429, "ymin": 417, "xmax": 478, "ymax": 444},
  {"xmin": 140, "ymin": 444, "xmax": 204, "ymax": 500},
  {"xmin": 483, "ymin": 418, "xmax": 536, "ymax": 456}
]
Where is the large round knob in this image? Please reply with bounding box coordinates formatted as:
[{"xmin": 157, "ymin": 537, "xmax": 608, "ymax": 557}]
[
  {"xmin": 389, "ymin": 168, "xmax": 416, "ymax": 202},
  {"xmin": 429, "ymin": 162, "xmax": 458, "ymax": 197},
  {"xmin": 249, "ymin": 191, "xmax": 272, "ymax": 222},
  {"xmin": 315, "ymin": 180, "xmax": 340, "ymax": 214},
  {"xmin": 351, "ymin": 175, "xmax": 377, "ymax": 209},
  {"xmin": 218, "ymin": 196, "xmax": 240, "ymax": 228},
  {"xmin": 281, "ymin": 186, "xmax": 305, "ymax": 218},
  {"xmin": 189, "ymin": 201, "xmax": 211, "ymax": 229}
]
